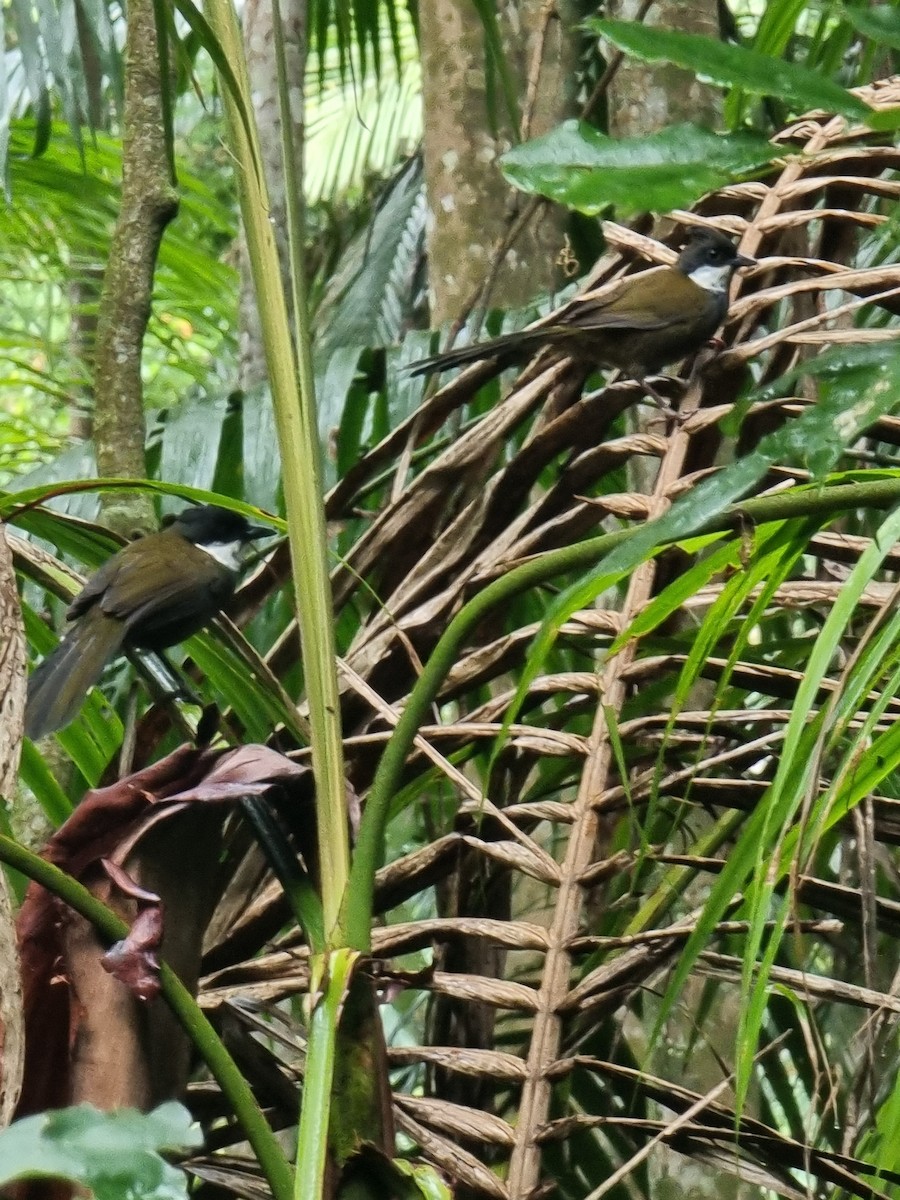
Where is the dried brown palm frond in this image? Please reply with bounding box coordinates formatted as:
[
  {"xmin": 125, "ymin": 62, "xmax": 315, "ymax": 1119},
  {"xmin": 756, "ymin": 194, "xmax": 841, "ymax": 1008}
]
[{"xmin": 194, "ymin": 79, "xmax": 900, "ymax": 1197}]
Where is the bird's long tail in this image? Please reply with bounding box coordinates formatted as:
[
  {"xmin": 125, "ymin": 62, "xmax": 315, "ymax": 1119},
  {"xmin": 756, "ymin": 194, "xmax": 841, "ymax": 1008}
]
[
  {"xmin": 25, "ymin": 609, "xmax": 127, "ymax": 739},
  {"xmin": 408, "ymin": 328, "xmax": 549, "ymax": 378}
]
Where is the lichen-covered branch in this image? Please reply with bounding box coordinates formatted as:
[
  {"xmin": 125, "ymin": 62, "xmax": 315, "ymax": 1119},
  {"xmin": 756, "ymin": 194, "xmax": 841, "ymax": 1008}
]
[
  {"xmin": 0, "ymin": 523, "xmax": 25, "ymax": 1127},
  {"xmin": 92, "ymin": 0, "xmax": 178, "ymax": 534}
]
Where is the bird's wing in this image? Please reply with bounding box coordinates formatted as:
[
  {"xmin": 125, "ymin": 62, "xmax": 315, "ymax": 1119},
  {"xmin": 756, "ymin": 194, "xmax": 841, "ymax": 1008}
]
[
  {"xmin": 66, "ymin": 553, "xmax": 124, "ymax": 620},
  {"xmin": 559, "ymin": 268, "xmax": 684, "ymax": 332},
  {"xmin": 96, "ymin": 542, "xmax": 233, "ymax": 634}
]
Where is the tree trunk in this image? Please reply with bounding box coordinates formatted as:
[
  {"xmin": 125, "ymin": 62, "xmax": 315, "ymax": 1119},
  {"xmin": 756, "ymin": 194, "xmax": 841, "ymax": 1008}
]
[
  {"xmin": 419, "ymin": 0, "xmax": 579, "ymax": 326},
  {"xmin": 68, "ymin": 4, "xmax": 107, "ymax": 443},
  {"xmin": 606, "ymin": 0, "xmax": 721, "ymax": 136},
  {"xmin": 0, "ymin": 525, "xmax": 25, "ymax": 1128},
  {"xmin": 607, "ymin": 0, "xmax": 721, "ymax": 484},
  {"xmin": 92, "ymin": 0, "xmax": 178, "ymax": 535}
]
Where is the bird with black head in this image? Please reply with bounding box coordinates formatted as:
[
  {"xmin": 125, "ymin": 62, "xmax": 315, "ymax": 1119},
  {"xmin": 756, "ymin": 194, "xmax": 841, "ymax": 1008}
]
[
  {"xmin": 410, "ymin": 227, "xmax": 755, "ymax": 406},
  {"xmin": 25, "ymin": 504, "xmax": 271, "ymax": 739}
]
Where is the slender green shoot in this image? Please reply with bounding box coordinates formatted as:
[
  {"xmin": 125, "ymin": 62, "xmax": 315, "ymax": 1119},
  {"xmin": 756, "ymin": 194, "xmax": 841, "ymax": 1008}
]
[{"xmin": 202, "ymin": 0, "xmax": 349, "ymax": 938}]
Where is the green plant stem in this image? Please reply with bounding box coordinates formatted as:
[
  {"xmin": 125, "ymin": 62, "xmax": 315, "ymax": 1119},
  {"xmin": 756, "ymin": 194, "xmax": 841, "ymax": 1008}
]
[
  {"xmin": 203, "ymin": 0, "xmax": 348, "ymax": 941},
  {"xmin": 293, "ymin": 949, "xmax": 358, "ymax": 1200},
  {"xmin": 626, "ymin": 808, "xmax": 747, "ymax": 934},
  {"xmin": 0, "ymin": 832, "xmax": 294, "ymax": 1200},
  {"xmin": 264, "ymin": 17, "xmax": 379, "ymax": 1193},
  {"xmin": 344, "ymin": 472, "xmax": 900, "ymax": 948}
]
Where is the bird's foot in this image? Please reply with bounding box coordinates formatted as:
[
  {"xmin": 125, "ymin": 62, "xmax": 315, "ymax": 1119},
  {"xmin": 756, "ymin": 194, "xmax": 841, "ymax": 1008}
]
[
  {"xmin": 646, "ymin": 406, "xmax": 689, "ymax": 433},
  {"xmin": 638, "ymin": 380, "xmax": 685, "ymax": 425},
  {"xmin": 640, "ymin": 384, "xmax": 673, "ymax": 411}
]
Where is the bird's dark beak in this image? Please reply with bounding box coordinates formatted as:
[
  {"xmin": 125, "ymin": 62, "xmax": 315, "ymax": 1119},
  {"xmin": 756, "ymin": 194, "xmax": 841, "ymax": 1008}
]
[
  {"xmin": 246, "ymin": 524, "xmax": 272, "ymax": 540},
  {"xmin": 734, "ymin": 252, "xmax": 756, "ymax": 269}
]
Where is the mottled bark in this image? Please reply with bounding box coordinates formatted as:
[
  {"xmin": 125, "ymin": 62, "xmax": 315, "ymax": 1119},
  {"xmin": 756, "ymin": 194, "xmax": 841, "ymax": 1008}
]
[
  {"xmin": 238, "ymin": 0, "xmax": 305, "ymax": 391},
  {"xmin": 0, "ymin": 524, "xmax": 25, "ymax": 1127},
  {"xmin": 607, "ymin": 0, "xmax": 721, "ymax": 136},
  {"xmin": 420, "ymin": 0, "xmax": 578, "ymax": 325},
  {"xmin": 68, "ymin": 260, "xmax": 104, "ymax": 442},
  {"xmin": 69, "ymin": 16, "xmax": 107, "ymax": 443},
  {"xmin": 92, "ymin": 0, "xmax": 178, "ymax": 535}
]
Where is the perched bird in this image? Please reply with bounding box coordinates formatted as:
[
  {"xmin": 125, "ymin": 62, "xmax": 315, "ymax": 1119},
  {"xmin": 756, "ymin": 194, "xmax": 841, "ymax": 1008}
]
[
  {"xmin": 410, "ymin": 227, "xmax": 754, "ymax": 404},
  {"xmin": 25, "ymin": 504, "xmax": 270, "ymax": 739}
]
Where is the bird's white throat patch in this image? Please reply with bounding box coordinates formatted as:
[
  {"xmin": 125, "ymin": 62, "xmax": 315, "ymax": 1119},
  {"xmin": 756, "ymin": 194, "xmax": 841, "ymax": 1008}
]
[
  {"xmin": 198, "ymin": 539, "xmax": 243, "ymax": 571},
  {"xmin": 687, "ymin": 263, "xmax": 733, "ymax": 293}
]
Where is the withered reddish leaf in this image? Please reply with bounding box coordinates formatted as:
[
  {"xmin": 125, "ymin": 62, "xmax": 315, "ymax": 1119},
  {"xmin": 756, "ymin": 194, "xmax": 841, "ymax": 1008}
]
[
  {"xmin": 162, "ymin": 744, "xmax": 306, "ymax": 803},
  {"xmin": 15, "ymin": 742, "xmax": 301, "ymax": 1123},
  {"xmin": 102, "ymin": 859, "xmax": 160, "ymax": 904},
  {"xmin": 24, "ymin": 744, "xmax": 300, "ymax": 896},
  {"xmin": 42, "ymin": 745, "xmax": 220, "ymax": 880},
  {"xmin": 101, "ymin": 907, "xmax": 163, "ymax": 1001}
]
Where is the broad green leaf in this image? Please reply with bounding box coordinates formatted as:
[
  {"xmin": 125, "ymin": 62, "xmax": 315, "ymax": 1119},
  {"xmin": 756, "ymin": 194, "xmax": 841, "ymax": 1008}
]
[
  {"xmin": 864, "ymin": 1029, "xmax": 900, "ymax": 1173},
  {"xmin": 241, "ymin": 389, "xmax": 281, "ymax": 513},
  {"xmin": 655, "ymin": 519, "xmax": 812, "ymax": 801},
  {"xmin": 2, "ymin": 477, "xmax": 281, "ymax": 527},
  {"xmin": 11, "ymin": 507, "xmax": 118, "ymax": 566},
  {"xmin": 392, "ymin": 1158, "xmax": 453, "ymax": 1200},
  {"xmin": 0, "ymin": 2, "xmax": 8, "ymax": 176},
  {"xmin": 752, "ymin": 0, "xmax": 809, "ymax": 59},
  {"xmin": 315, "ymin": 157, "xmax": 424, "ymax": 353},
  {"xmin": 306, "ymin": 14, "xmax": 421, "ymax": 204},
  {"xmin": 0, "ymin": 122, "xmax": 237, "ymax": 449},
  {"xmin": 730, "ymin": 498, "xmax": 900, "ymax": 1107},
  {"xmin": 588, "ymin": 19, "xmax": 888, "ymax": 125},
  {"xmin": 17, "ymin": 738, "xmax": 73, "ymax": 825},
  {"xmin": 500, "ymin": 120, "xmax": 775, "ymax": 215},
  {"xmin": 188, "ymin": 624, "xmax": 307, "ymax": 745},
  {"xmin": 842, "ymin": 4, "xmax": 900, "ymax": 52},
  {"xmin": 0, "ymin": 1102, "xmax": 201, "ymax": 1198},
  {"xmin": 614, "ymin": 534, "xmax": 740, "ymax": 645},
  {"xmin": 317, "ymin": 346, "xmax": 366, "ymax": 488},
  {"xmin": 7, "ymin": 0, "xmax": 52, "ymax": 157},
  {"xmin": 31, "ymin": 0, "xmax": 84, "ymax": 159},
  {"xmin": 761, "ymin": 342, "xmax": 900, "ymax": 478},
  {"xmin": 21, "ymin": 603, "xmax": 122, "ymax": 784}
]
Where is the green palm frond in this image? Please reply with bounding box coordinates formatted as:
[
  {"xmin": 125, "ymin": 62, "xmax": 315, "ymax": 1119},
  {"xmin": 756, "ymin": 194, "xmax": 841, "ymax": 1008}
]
[
  {"xmin": 306, "ymin": 4, "xmax": 421, "ymax": 205},
  {"xmin": 0, "ymin": 120, "xmax": 236, "ymax": 477}
]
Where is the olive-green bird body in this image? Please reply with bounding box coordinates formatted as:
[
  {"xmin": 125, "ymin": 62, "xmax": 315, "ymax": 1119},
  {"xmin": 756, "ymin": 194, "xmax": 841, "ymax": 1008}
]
[
  {"xmin": 25, "ymin": 506, "xmax": 269, "ymax": 739},
  {"xmin": 410, "ymin": 227, "xmax": 754, "ymax": 383}
]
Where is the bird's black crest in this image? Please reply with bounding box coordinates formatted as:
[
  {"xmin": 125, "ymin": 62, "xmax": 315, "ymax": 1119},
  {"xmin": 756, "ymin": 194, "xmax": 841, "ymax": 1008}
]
[{"xmin": 171, "ymin": 505, "xmax": 269, "ymax": 545}]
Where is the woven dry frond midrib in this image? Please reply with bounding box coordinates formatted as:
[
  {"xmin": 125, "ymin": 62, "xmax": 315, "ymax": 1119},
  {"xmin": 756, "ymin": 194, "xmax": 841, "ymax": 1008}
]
[{"xmin": 197, "ymin": 80, "xmax": 900, "ymax": 1197}]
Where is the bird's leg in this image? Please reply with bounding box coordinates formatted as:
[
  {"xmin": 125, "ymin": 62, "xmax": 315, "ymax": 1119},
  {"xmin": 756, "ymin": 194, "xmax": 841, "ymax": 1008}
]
[
  {"xmin": 637, "ymin": 377, "xmax": 674, "ymax": 411},
  {"xmin": 634, "ymin": 374, "xmax": 691, "ymax": 429}
]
